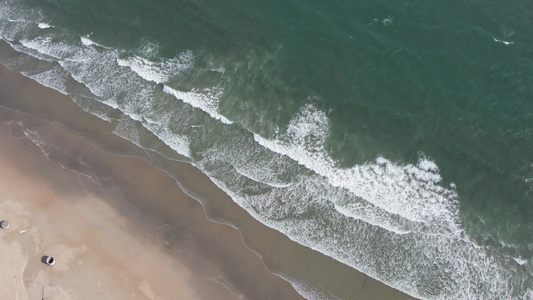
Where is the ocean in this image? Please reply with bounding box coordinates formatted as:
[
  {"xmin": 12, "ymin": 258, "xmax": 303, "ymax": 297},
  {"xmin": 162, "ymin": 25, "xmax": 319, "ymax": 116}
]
[{"xmin": 1, "ymin": 0, "xmax": 532, "ymax": 298}]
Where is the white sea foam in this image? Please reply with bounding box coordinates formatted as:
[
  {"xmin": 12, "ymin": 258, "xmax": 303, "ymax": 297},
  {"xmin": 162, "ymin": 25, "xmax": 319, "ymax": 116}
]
[
  {"xmin": 135, "ymin": 41, "xmax": 162, "ymax": 59},
  {"xmin": 163, "ymin": 85, "xmax": 232, "ymax": 124},
  {"xmin": 117, "ymin": 56, "xmax": 169, "ymax": 83},
  {"xmin": 37, "ymin": 22, "xmax": 51, "ymax": 29},
  {"xmin": 211, "ymin": 167, "xmax": 532, "ymax": 299},
  {"xmin": 80, "ymin": 36, "xmax": 97, "ymax": 47},
  {"xmin": 112, "ymin": 119, "xmax": 192, "ymax": 158},
  {"xmin": 79, "ymin": 35, "xmax": 114, "ymax": 50},
  {"xmin": 16, "ymin": 38, "xmax": 59, "ymax": 61},
  {"xmin": 5, "ymin": 15, "xmax": 214, "ymax": 162},
  {"xmin": 144, "ymin": 123, "xmax": 192, "ymax": 158},
  {"xmin": 2, "ymin": 5, "xmax": 200, "ymax": 159},
  {"xmin": 4, "ymin": 0, "xmax": 230, "ymax": 130},
  {"xmin": 513, "ymin": 257, "xmax": 528, "ymax": 266},
  {"xmin": 234, "ymin": 166, "xmax": 292, "ymax": 188},
  {"xmin": 493, "ymin": 37, "xmax": 514, "ymax": 45},
  {"xmin": 254, "ymin": 104, "xmax": 460, "ymax": 234},
  {"xmin": 116, "ymin": 51, "xmax": 194, "ymax": 84}
]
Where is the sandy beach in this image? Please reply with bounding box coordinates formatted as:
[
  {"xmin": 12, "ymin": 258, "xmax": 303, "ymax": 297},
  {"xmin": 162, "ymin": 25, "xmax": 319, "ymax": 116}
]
[
  {"xmin": 0, "ymin": 61, "xmax": 306, "ymax": 300},
  {"xmin": 0, "ymin": 60, "xmax": 416, "ymax": 300},
  {"xmin": 0, "ymin": 138, "xmax": 200, "ymax": 300}
]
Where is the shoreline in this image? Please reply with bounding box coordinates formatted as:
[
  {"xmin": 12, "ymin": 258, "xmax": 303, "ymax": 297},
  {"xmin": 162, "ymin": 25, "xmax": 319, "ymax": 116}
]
[
  {"xmin": 0, "ymin": 62, "xmax": 304, "ymax": 300},
  {"xmin": 0, "ymin": 60, "xmax": 417, "ymax": 299}
]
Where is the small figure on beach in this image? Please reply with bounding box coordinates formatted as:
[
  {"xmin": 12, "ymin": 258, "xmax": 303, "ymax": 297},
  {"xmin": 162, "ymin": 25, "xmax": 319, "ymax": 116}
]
[
  {"xmin": 43, "ymin": 256, "xmax": 56, "ymax": 266},
  {"xmin": 0, "ymin": 220, "xmax": 10, "ymax": 229}
]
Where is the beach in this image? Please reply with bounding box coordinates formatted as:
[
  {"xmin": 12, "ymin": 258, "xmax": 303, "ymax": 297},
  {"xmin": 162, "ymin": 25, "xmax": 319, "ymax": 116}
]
[
  {"xmin": 0, "ymin": 63, "xmax": 416, "ymax": 299},
  {"xmin": 3, "ymin": 0, "xmax": 533, "ymax": 298},
  {"xmin": 0, "ymin": 134, "xmax": 200, "ymax": 299},
  {"xmin": 0, "ymin": 62, "xmax": 301, "ymax": 300}
]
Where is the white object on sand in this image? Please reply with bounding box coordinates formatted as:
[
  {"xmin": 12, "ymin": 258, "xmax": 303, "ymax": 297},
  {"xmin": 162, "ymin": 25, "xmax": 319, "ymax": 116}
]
[
  {"xmin": 0, "ymin": 220, "xmax": 10, "ymax": 229},
  {"xmin": 45, "ymin": 256, "xmax": 56, "ymax": 266}
]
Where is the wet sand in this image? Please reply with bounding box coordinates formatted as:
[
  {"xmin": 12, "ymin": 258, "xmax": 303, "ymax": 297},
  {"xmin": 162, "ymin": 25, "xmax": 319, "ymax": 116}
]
[{"xmin": 0, "ymin": 61, "xmax": 417, "ymax": 300}]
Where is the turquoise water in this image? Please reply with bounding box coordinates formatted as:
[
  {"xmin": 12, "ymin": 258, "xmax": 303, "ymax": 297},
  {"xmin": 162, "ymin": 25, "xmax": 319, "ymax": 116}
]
[{"xmin": 1, "ymin": 0, "xmax": 532, "ymax": 298}]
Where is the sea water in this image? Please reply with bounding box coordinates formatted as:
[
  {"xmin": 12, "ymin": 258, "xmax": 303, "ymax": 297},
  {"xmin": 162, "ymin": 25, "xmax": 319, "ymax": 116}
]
[{"xmin": 1, "ymin": 0, "xmax": 532, "ymax": 298}]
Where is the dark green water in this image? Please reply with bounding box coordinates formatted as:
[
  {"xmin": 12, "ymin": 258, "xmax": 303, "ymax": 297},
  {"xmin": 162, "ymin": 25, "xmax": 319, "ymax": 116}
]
[{"xmin": 1, "ymin": 0, "xmax": 532, "ymax": 298}]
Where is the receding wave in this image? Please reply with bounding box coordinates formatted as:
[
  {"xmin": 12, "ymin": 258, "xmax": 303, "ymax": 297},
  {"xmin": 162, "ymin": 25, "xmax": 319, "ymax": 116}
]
[{"xmin": 1, "ymin": 1, "xmax": 532, "ymax": 299}]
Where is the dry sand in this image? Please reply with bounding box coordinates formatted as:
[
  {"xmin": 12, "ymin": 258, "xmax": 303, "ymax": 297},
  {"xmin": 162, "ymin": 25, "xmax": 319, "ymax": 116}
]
[{"xmin": 0, "ymin": 148, "xmax": 197, "ymax": 300}]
